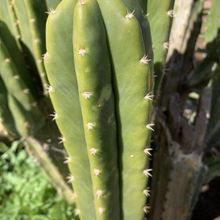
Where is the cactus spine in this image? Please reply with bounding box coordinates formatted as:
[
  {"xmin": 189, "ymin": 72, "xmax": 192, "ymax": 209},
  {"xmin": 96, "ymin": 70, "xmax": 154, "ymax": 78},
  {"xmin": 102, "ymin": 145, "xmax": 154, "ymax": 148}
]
[{"xmin": 44, "ymin": 0, "xmax": 96, "ymax": 219}]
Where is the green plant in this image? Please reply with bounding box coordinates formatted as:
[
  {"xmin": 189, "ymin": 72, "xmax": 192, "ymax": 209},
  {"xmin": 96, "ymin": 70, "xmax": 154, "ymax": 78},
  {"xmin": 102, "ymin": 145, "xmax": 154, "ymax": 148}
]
[
  {"xmin": 1, "ymin": 0, "xmax": 220, "ymax": 220},
  {"xmin": 0, "ymin": 0, "xmax": 71, "ymax": 202},
  {"xmin": 0, "ymin": 141, "xmax": 76, "ymax": 220}
]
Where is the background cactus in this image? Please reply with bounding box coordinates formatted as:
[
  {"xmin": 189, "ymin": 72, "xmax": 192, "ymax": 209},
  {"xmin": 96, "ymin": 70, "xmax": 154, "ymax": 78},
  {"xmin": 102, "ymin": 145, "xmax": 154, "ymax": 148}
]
[
  {"xmin": 1, "ymin": 0, "xmax": 220, "ymax": 220},
  {"xmin": 0, "ymin": 0, "xmax": 73, "ymax": 204}
]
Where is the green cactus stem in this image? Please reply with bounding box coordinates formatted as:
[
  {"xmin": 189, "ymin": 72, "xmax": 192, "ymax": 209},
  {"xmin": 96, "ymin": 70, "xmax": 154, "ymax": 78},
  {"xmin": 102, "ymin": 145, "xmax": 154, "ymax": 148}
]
[
  {"xmin": 44, "ymin": 0, "xmax": 96, "ymax": 219},
  {"xmin": 0, "ymin": 76, "xmax": 18, "ymax": 137},
  {"xmin": 10, "ymin": 0, "xmax": 48, "ymax": 92},
  {"xmin": 96, "ymin": 0, "xmax": 154, "ymax": 219},
  {"xmin": 0, "ymin": 32, "xmax": 43, "ymax": 136},
  {"xmin": 73, "ymin": 0, "xmax": 120, "ymax": 219}
]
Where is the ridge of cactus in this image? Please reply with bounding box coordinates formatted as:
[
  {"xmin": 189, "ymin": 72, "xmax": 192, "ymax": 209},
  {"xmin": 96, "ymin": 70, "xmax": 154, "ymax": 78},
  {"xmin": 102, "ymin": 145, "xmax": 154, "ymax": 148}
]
[
  {"xmin": 0, "ymin": 0, "xmax": 19, "ymax": 39},
  {"xmin": 46, "ymin": 0, "xmax": 61, "ymax": 9},
  {"xmin": 0, "ymin": 33, "xmax": 43, "ymax": 136},
  {"xmin": 96, "ymin": 0, "xmax": 154, "ymax": 219},
  {"xmin": 23, "ymin": 0, "xmax": 49, "ymax": 92},
  {"xmin": 73, "ymin": 0, "xmax": 120, "ymax": 219},
  {"xmin": 44, "ymin": 0, "xmax": 96, "ymax": 219},
  {"xmin": 0, "ymin": 76, "xmax": 18, "ymax": 137}
]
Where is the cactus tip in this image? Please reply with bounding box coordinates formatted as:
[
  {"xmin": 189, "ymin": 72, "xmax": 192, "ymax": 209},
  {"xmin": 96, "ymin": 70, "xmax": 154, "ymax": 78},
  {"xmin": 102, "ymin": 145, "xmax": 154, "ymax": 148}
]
[{"xmin": 144, "ymin": 93, "xmax": 154, "ymax": 101}]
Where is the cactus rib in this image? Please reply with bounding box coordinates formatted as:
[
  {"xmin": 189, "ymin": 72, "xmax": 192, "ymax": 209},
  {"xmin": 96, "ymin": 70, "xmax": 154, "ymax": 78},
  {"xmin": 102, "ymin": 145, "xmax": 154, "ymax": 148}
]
[
  {"xmin": 44, "ymin": 0, "xmax": 96, "ymax": 219},
  {"xmin": 96, "ymin": 0, "xmax": 154, "ymax": 219},
  {"xmin": 73, "ymin": 0, "xmax": 120, "ymax": 219}
]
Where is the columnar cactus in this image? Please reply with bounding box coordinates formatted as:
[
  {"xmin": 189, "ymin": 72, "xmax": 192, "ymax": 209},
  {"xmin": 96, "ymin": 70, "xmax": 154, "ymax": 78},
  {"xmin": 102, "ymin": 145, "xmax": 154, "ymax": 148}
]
[
  {"xmin": 0, "ymin": 0, "xmax": 72, "ymax": 203},
  {"xmin": 44, "ymin": 0, "xmax": 154, "ymax": 219},
  {"xmin": 2, "ymin": 0, "xmax": 220, "ymax": 220}
]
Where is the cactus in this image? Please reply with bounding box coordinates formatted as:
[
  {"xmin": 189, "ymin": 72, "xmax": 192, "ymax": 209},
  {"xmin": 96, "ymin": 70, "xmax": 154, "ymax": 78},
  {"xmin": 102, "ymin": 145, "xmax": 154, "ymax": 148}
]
[
  {"xmin": 10, "ymin": 0, "xmax": 48, "ymax": 92},
  {"xmin": 0, "ymin": 0, "xmax": 73, "ymax": 205},
  {"xmin": 73, "ymin": 0, "xmax": 120, "ymax": 219},
  {"xmin": 1, "ymin": 0, "xmax": 220, "ymax": 220},
  {"xmin": 0, "ymin": 27, "xmax": 43, "ymax": 136},
  {"xmin": 44, "ymin": 1, "xmax": 96, "ymax": 219},
  {"xmin": 46, "ymin": 0, "xmax": 61, "ymax": 9},
  {"xmin": 45, "ymin": 0, "xmax": 154, "ymax": 219},
  {"xmin": 96, "ymin": 1, "xmax": 153, "ymax": 219}
]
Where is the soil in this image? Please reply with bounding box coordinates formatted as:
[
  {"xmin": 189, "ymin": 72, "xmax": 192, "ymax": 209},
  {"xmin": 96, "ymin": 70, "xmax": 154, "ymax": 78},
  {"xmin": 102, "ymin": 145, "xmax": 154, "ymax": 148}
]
[{"xmin": 191, "ymin": 177, "xmax": 220, "ymax": 220}]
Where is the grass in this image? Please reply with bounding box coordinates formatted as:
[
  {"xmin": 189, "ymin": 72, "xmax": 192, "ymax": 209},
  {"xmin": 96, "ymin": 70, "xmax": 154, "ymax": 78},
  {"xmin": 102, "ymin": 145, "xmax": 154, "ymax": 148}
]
[{"xmin": 0, "ymin": 141, "xmax": 76, "ymax": 220}]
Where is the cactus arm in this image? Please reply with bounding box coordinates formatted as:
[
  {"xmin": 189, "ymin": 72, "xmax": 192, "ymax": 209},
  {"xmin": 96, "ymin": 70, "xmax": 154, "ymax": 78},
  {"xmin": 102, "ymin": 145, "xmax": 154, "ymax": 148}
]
[
  {"xmin": 23, "ymin": 0, "xmax": 48, "ymax": 91},
  {"xmin": 96, "ymin": 0, "xmax": 154, "ymax": 219},
  {"xmin": 73, "ymin": 1, "xmax": 120, "ymax": 219},
  {"xmin": 44, "ymin": 1, "xmax": 96, "ymax": 219}
]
